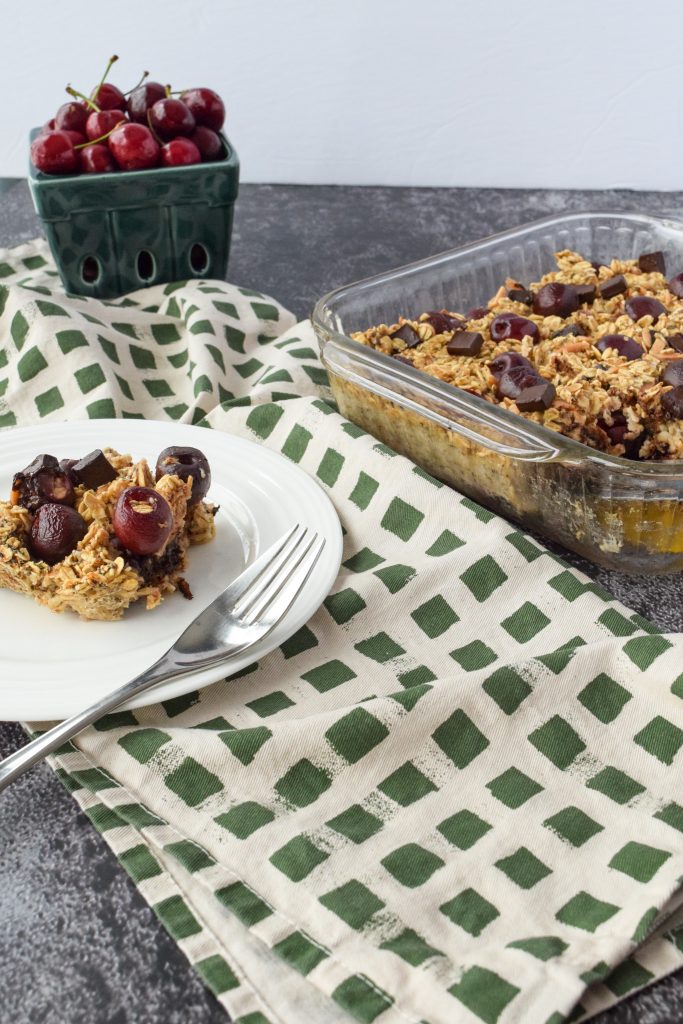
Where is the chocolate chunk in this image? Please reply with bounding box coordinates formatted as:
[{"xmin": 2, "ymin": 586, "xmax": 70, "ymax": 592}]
[
  {"xmin": 595, "ymin": 334, "xmax": 643, "ymax": 361},
  {"xmin": 638, "ymin": 251, "xmax": 666, "ymax": 275},
  {"xmin": 507, "ymin": 287, "xmax": 534, "ymax": 305},
  {"xmin": 590, "ymin": 261, "xmax": 604, "ymax": 273},
  {"xmin": 514, "ymin": 380, "xmax": 556, "ymax": 412},
  {"xmin": 662, "ymin": 361, "xmax": 683, "ymax": 388},
  {"xmin": 598, "ymin": 275, "xmax": 627, "ymax": 299},
  {"xmin": 393, "ymin": 354, "xmax": 414, "ymax": 365},
  {"xmin": 446, "ymin": 331, "xmax": 483, "ymax": 357},
  {"xmin": 72, "ymin": 449, "xmax": 118, "ymax": 490},
  {"xmin": 574, "ymin": 284, "xmax": 596, "ymax": 305},
  {"xmin": 390, "ymin": 323, "xmax": 421, "ymax": 348},
  {"xmin": 666, "ymin": 333, "xmax": 683, "ymax": 353},
  {"xmin": 551, "ymin": 324, "xmax": 584, "ymax": 339},
  {"xmin": 425, "ymin": 310, "xmax": 466, "ymax": 335},
  {"xmin": 12, "ymin": 454, "xmax": 76, "ymax": 512},
  {"xmin": 662, "ymin": 385, "xmax": 683, "ymax": 419}
]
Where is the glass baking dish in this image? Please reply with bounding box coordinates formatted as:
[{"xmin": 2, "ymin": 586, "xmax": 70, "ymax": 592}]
[{"xmin": 312, "ymin": 211, "xmax": 683, "ymax": 574}]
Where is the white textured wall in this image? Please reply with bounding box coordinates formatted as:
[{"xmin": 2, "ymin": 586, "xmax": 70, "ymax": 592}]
[{"xmin": 6, "ymin": 0, "xmax": 683, "ymax": 189}]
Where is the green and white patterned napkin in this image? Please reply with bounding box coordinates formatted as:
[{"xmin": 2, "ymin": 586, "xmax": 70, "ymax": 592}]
[{"xmin": 2, "ymin": 239, "xmax": 683, "ymax": 1024}]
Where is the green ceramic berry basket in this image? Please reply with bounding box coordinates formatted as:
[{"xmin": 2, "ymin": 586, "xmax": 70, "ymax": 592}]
[{"xmin": 28, "ymin": 129, "xmax": 239, "ymax": 299}]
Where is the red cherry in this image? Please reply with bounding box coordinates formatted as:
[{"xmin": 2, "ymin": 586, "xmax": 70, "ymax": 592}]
[
  {"xmin": 190, "ymin": 125, "xmax": 222, "ymax": 161},
  {"xmin": 31, "ymin": 131, "xmax": 78, "ymax": 174},
  {"xmin": 86, "ymin": 108, "xmax": 126, "ymax": 141},
  {"xmin": 62, "ymin": 130, "xmax": 87, "ymax": 147},
  {"xmin": 42, "ymin": 118, "xmax": 56, "ymax": 133},
  {"xmin": 92, "ymin": 82, "xmax": 127, "ymax": 112},
  {"xmin": 490, "ymin": 313, "xmax": 540, "ymax": 344},
  {"xmin": 55, "ymin": 101, "xmax": 89, "ymax": 134},
  {"xmin": 79, "ymin": 143, "xmax": 116, "ymax": 174},
  {"xmin": 180, "ymin": 88, "xmax": 225, "ymax": 132},
  {"xmin": 108, "ymin": 123, "xmax": 160, "ymax": 171},
  {"xmin": 112, "ymin": 486, "xmax": 172, "ymax": 556},
  {"xmin": 149, "ymin": 98, "xmax": 196, "ymax": 140},
  {"xmin": 161, "ymin": 137, "xmax": 201, "ymax": 167},
  {"xmin": 128, "ymin": 81, "xmax": 166, "ymax": 123}
]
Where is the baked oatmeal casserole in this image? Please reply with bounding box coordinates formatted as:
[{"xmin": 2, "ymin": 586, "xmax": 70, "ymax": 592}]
[
  {"xmin": 353, "ymin": 249, "xmax": 683, "ymax": 462},
  {"xmin": 316, "ymin": 242, "xmax": 683, "ymax": 571},
  {"xmin": 0, "ymin": 445, "xmax": 216, "ymax": 620}
]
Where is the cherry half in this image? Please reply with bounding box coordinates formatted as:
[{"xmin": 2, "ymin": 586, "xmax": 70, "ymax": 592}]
[
  {"xmin": 595, "ymin": 334, "xmax": 644, "ymax": 361},
  {"xmin": 155, "ymin": 446, "xmax": 211, "ymax": 505},
  {"xmin": 625, "ymin": 295, "xmax": 667, "ymax": 323},
  {"xmin": 113, "ymin": 486, "xmax": 173, "ymax": 556},
  {"xmin": 533, "ymin": 283, "xmax": 579, "ymax": 318},
  {"xmin": 490, "ymin": 313, "xmax": 540, "ymax": 344},
  {"xmin": 29, "ymin": 504, "xmax": 87, "ymax": 565}
]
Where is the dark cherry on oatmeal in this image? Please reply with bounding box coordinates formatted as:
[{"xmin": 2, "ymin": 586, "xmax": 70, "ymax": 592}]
[
  {"xmin": 490, "ymin": 313, "xmax": 540, "ymax": 345},
  {"xmin": 113, "ymin": 486, "xmax": 172, "ymax": 556},
  {"xmin": 29, "ymin": 503, "xmax": 87, "ymax": 564},
  {"xmin": 155, "ymin": 446, "xmax": 211, "ymax": 505}
]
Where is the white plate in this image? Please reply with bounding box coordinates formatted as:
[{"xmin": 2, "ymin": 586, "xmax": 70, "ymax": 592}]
[{"xmin": 0, "ymin": 419, "xmax": 342, "ymax": 721}]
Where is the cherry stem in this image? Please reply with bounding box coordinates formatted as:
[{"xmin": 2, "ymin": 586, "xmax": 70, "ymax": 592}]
[
  {"xmin": 66, "ymin": 85, "xmax": 100, "ymax": 112},
  {"xmin": 146, "ymin": 108, "xmax": 163, "ymax": 145},
  {"xmin": 74, "ymin": 122, "xmax": 124, "ymax": 149},
  {"xmin": 92, "ymin": 54, "xmax": 119, "ymax": 100},
  {"xmin": 125, "ymin": 70, "xmax": 149, "ymax": 96},
  {"xmin": 165, "ymin": 83, "xmax": 172, "ymax": 98}
]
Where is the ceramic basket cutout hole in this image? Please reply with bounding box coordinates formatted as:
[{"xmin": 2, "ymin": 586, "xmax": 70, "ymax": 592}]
[
  {"xmin": 190, "ymin": 243, "xmax": 209, "ymax": 274},
  {"xmin": 136, "ymin": 249, "xmax": 156, "ymax": 283},
  {"xmin": 80, "ymin": 256, "xmax": 101, "ymax": 284}
]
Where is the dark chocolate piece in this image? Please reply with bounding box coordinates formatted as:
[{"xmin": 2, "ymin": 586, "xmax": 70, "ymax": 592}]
[
  {"xmin": 12, "ymin": 454, "xmax": 76, "ymax": 512},
  {"xmin": 446, "ymin": 331, "xmax": 483, "ymax": 357},
  {"xmin": 574, "ymin": 284, "xmax": 596, "ymax": 305},
  {"xmin": 507, "ymin": 287, "xmax": 533, "ymax": 305},
  {"xmin": 393, "ymin": 354, "xmax": 414, "ymax": 365},
  {"xmin": 597, "ymin": 411, "xmax": 628, "ymax": 445},
  {"xmin": 666, "ymin": 333, "xmax": 683, "ymax": 353},
  {"xmin": 551, "ymin": 324, "xmax": 584, "ymax": 339},
  {"xmin": 390, "ymin": 323, "xmax": 421, "ymax": 348},
  {"xmin": 72, "ymin": 449, "xmax": 118, "ymax": 490},
  {"xmin": 514, "ymin": 380, "xmax": 556, "ymax": 412},
  {"xmin": 662, "ymin": 385, "xmax": 683, "ymax": 419},
  {"xmin": 598, "ymin": 275, "xmax": 627, "ymax": 299},
  {"xmin": 638, "ymin": 251, "xmax": 666, "ymax": 275},
  {"xmin": 590, "ymin": 261, "xmax": 604, "ymax": 273}
]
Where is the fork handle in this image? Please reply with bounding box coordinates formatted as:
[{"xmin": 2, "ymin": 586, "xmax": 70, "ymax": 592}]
[{"xmin": 0, "ymin": 654, "xmax": 177, "ymax": 794}]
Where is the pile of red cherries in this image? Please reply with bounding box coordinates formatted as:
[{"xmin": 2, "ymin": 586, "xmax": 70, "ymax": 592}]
[{"xmin": 31, "ymin": 56, "xmax": 226, "ymax": 175}]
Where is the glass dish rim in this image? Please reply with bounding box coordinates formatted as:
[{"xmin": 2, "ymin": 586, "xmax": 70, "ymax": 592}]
[{"xmin": 312, "ymin": 209, "xmax": 683, "ymax": 477}]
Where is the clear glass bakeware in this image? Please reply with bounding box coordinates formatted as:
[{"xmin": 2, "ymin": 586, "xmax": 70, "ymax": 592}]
[{"xmin": 312, "ymin": 211, "xmax": 683, "ymax": 574}]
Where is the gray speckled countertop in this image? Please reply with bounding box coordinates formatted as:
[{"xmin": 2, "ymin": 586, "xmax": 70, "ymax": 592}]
[{"xmin": 0, "ymin": 179, "xmax": 682, "ymax": 1023}]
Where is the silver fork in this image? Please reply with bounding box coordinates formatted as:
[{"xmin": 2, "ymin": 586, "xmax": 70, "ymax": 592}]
[{"xmin": 0, "ymin": 524, "xmax": 324, "ymax": 793}]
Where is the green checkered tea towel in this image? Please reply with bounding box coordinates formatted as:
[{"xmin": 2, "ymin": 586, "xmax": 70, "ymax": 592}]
[{"xmin": 2, "ymin": 239, "xmax": 683, "ymax": 1024}]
